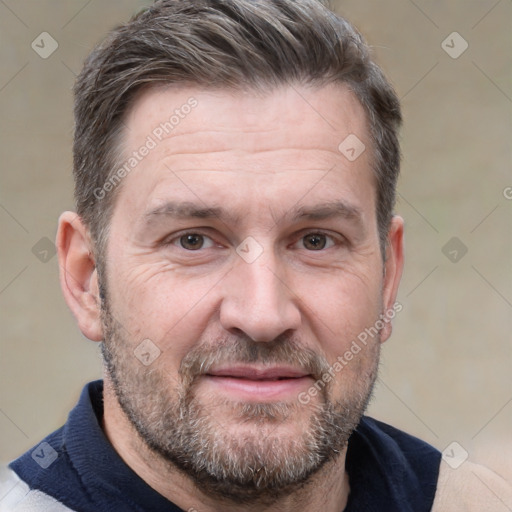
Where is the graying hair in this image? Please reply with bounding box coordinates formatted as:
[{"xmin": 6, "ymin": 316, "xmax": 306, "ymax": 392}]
[{"xmin": 73, "ymin": 0, "xmax": 402, "ymax": 264}]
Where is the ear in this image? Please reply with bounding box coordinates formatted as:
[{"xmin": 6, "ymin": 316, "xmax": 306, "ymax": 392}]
[
  {"xmin": 56, "ymin": 212, "xmax": 103, "ymax": 341},
  {"xmin": 380, "ymin": 215, "xmax": 404, "ymax": 343}
]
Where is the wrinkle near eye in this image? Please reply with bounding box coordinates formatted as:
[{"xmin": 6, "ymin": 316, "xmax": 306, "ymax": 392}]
[{"xmin": 123, "ymin": 261, "xmax": 180, "ymax": 290}]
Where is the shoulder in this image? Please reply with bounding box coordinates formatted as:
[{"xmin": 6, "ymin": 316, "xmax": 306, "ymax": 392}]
[
  {"xmin": 4, "ymin": 382, "xmax": 104, "ymax": 512},
  {"xmin": 7, "ymin": 426, "xmax": 76, "ymax": 503},
  {"xmin": 0, "ymin": 467, "xmax": 74, "ymax": 512},
  {"xmin": 432, "ymin": 460, "xmax": 512, "ymax": 512},
  {"xmin": 346, "ymin": 417, "xmax": 441, "ymax": 511},
  {"xmin": 355, "ymin": 416, "xmax": 441, "ymax": 470}
]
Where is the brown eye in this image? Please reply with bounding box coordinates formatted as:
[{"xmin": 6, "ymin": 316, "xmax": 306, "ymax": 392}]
[
  {"xmin": 179, "ymin": 234, "xmax": 205, "ymax": 250},
  {"xmin": 302, "ymin": 233, "xmax": 327, "ymax": 250}
]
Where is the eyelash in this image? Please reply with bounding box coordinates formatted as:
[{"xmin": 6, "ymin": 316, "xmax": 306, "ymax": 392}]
[
  {"xmin": 164, "ymin": 231, "xmax": 217, "ymax": 250},
  {"xmin": 163, "ymin": 230, "xmax": 345, "ymax": 252}
]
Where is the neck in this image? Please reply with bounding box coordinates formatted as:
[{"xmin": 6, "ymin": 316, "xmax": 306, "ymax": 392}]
[{"xmin": 102, "ymin": 378, "xmax": 350, "ymax": 512}]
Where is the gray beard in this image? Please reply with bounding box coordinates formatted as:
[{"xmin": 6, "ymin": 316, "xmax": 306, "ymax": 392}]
[{"xmin": 100, "ymin": 297, "xmax": 379, "ymax": 505}]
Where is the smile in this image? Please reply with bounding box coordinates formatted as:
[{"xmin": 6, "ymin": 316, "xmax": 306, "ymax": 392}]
[{"xmin": 202, "ymin": 366, "xmax": 314, "ymax": 401}]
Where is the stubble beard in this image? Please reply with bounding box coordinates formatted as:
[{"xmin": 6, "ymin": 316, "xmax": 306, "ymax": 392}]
[{"xmin": 100, "ymin": 294, "xmax": 380, "ymax": 504}]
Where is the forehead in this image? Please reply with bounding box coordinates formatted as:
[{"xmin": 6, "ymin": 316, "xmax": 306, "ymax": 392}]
[
  {"xmin": 124, "ymin": 83, "xmax": 369, "ymax": 153},
  {"xmin": 114, "ymin": 83, "xmax": 374, "ymax": 226}
]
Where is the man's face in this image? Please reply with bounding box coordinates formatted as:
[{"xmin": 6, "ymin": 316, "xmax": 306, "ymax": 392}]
[{"xmin": 99, "ymin": 84, "xmax": 401, "ymax": 500}]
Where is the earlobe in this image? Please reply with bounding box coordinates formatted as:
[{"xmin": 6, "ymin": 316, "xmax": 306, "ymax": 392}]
[
  {"xmin": 380, "ymin": 215, "xmax": 404, "ymax": 343},
  {"xmin": 56, "ymin": 212, "xmax": 103, "ymax": 341}
]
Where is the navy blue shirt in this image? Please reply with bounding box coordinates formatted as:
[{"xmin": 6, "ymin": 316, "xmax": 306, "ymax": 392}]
[{"xmin": 10, "ymin": 381, "xmax": 441, "ymax": 511}]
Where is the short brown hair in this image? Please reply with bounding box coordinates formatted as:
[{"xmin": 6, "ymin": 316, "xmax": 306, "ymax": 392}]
[{"xmin": 73, "ymin": 0, "xmax": 401, "ymax": 261}]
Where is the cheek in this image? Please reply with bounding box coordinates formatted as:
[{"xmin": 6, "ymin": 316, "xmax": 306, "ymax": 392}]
[
  {"xmin": 294, "ymin": 268, "xmax": 383, "ymax": 355},
  {"xmin": 108, "ymin": 262, "xmax": 218, "ymax": 353},
  {"xmin": 294, "ymin": 273, "xmax": 383, "ymax": 400},
  {"xmin": 309, "ymin": 286, "xmax": 382, "ymax": 396}
]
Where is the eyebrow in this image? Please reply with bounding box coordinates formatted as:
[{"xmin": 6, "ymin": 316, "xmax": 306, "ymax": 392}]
[
  {"xmin": 291, "ymin": 201, "xmax": 363, "ymax": 223},
  {"xmin": 142, "ymin": 200, "xmax": 364, "ymax": 229},
  {"xmin": 143, "ymin": 201, "xmax": 237, "ymax": 225}
]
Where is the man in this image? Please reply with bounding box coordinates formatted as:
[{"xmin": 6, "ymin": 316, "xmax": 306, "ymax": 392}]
[{"xmin": 2, "ymin": 0, "xmax": 511, "ymax": 510}]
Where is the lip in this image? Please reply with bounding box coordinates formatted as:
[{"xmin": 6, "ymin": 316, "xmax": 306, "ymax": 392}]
[
  {"xmin": 207, "ymin": 365, "xmax": 309, "ymax": 380},
  {"xmin": 202, "ymin": 366, "xmax": 313, "ymax": 401}
]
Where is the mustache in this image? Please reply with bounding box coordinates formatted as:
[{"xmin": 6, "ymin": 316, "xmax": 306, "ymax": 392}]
[{"xmin": 179, "ymin": 334, "xmax": 331, "ymax": 385}]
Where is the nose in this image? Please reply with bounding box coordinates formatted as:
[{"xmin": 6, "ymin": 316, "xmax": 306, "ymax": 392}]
[{"xmin": 219, "ymin": 251, "xmax": 301, "ymax": 342}]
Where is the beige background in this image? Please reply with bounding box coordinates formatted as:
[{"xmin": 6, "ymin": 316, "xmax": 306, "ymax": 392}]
[{"xmin": 1, "ymin": 0, "xmax": 511, "ymax": 481}]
